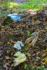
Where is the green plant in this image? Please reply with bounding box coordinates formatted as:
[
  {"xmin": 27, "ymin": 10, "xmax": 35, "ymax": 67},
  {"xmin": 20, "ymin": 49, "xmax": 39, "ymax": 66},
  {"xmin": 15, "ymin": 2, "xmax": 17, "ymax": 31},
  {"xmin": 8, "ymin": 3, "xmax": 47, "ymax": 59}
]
[
  {"xmin": 27, "ymin": 30, "xmax": 31, "ymax": 36},
  {"xmin": 17, "ymin": 0, "xmax": 47, "ymax": 10},
  {"xmin": 24, "ymin": 65, "xmax": 30, "ymax": 69},
  {"xmin": 37, "ymin": 66, "xmax": 44, "ymax": 70},
  {"xmin": 24, "ymin": 64, "xmax": 35, "ymax": 70}
]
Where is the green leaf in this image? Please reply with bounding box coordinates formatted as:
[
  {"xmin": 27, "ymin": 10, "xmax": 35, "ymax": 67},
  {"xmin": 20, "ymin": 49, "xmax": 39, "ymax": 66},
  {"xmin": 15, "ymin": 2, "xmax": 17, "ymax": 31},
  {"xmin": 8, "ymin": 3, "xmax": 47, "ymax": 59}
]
[
  {"xmin": 24, "ymin": 65, "xmax": 29, "ymax": 69},
  {"xmin": 27, "ymin": 30, "xmax": 31, "ymax": 36}
]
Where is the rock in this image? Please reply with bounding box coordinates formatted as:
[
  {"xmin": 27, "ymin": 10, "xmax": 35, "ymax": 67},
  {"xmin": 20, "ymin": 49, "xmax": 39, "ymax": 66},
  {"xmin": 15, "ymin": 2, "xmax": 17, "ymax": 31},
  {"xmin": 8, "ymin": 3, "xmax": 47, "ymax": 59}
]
[{"xmin": 0, "ymin": 50, "xmax": 3, "ymax": 54}]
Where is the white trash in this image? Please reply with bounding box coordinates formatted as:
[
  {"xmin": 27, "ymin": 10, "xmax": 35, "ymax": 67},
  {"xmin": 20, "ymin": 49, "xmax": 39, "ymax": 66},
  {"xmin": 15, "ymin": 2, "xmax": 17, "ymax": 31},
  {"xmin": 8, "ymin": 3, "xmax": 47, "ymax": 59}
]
[
  {"xmin": 13, "ymin": 41, "xmax": 24, "ymax": 50},
  {"xmin": 14, "ymin": 51, "xmax": 26, "ymax": 66},
  {"xmin": 25, "ymin": 32, "xmax": 39, "ymax": 47}
]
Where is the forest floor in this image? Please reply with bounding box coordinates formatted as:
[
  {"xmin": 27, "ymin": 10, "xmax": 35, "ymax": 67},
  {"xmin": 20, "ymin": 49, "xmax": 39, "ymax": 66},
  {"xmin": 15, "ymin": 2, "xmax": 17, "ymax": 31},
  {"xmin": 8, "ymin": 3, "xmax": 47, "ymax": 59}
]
[{"xmin": 0, "ymin": 9, "xmax": 47, "ymax": 70}]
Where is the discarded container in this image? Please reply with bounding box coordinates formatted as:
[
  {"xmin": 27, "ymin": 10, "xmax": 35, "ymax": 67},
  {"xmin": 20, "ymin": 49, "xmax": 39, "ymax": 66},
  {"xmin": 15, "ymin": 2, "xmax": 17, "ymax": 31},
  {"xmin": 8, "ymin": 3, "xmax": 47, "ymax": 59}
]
[
  {"xmin": 31, "ymin": 32, "xmax": 39, "ymax": 37},
  {"xmin": 8, "ymin": 13, "xmax": 22, "ymax": 21},
  {"xmin": 27, "ymin": 10, "xmax": 37, "ymax": 16},
  {"xmin": 14, "ymin": 51, "xmax": 27, "ymax": 66},
  {"xmin": 13, "ymin": 41, "xmax": 24, "ymax": 50},
  {"xmin": 25, "ymin": 32, "xmax": 39, "ymax": 47},
  {"xmin": 25, "ymin": 37, "xmax": 33, "ymax": 44},
  {"xmin": 31, "ymin": 37, "xmax": 38, "ymax": 47}
]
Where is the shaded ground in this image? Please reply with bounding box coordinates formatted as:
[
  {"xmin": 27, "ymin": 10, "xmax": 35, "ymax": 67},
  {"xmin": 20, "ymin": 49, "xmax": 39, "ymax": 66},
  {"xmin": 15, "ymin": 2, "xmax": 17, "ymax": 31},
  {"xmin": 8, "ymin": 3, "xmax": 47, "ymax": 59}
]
[{"xmin": 0, "ymin": 10, "xmax": 47, "ymax": 70}]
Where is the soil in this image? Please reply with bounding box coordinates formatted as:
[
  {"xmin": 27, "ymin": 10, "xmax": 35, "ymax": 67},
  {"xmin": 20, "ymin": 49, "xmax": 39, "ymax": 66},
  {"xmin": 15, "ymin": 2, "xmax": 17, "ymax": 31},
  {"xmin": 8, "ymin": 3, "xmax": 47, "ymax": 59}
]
[{"xmin": 0, "ymin": 10, "xmax": 47, "ymax": 70}]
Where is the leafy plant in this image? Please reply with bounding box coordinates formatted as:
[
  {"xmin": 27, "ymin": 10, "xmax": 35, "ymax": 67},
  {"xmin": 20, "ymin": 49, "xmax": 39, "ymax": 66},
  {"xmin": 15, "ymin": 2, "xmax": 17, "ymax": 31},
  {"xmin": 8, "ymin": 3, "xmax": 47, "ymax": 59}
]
[
  {"xmin": 27, "ymin": 30, "xmax": 31, "ymax": 36},
  {"xmin": 24, "ymin": 65, "xmax": 30, "ymax": 69},
  {"xmin": 24, "ymin": 64, "xmax": 35, "ymax": 70},
  {"xmin": 37, "ymin": 66, "xmax": 44, "ymax": 70},
  {"xmin": 17, "ymin": 0, "xmax": 47, "ymax": 10}
]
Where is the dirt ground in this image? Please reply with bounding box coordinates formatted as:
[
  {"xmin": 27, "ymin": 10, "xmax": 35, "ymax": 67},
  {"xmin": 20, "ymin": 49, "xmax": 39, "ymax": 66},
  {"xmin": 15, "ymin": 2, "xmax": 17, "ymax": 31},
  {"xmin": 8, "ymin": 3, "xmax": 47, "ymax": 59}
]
[{"xmin": 0, "ymin": 10, "xmax": 47, "ymax": 70}]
